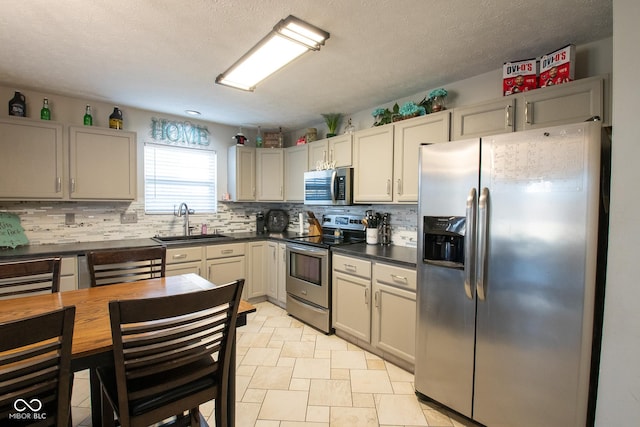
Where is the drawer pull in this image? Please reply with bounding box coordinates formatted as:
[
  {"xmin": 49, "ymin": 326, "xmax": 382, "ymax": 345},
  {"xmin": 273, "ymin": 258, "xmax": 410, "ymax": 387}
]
[
  {"xmin": 344, "ymin": 264, "xmax": 357, "ymax": 272},
  {"xmin": 221, "ymin": 249, "xmax": 234, "ymax": 254},
  {"xmin": 172, "ymin": 254, "xmax": 187, "ymax": 259},
  {"xmin": 391, "ymin": 274, "xmax": 407, "ymax": 283}
]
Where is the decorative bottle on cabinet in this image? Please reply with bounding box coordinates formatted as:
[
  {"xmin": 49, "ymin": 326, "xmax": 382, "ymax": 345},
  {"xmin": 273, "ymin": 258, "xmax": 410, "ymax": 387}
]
[
  {"xmin": 40, "ymin": 98, "xmax": 51, "ymax": 120},
  {"xmin": 8, "ymin": 91, "xmax": 26, "ymax": 117},
  {"xmin": 109, "ymin": 106, "xmax": 123, "ymax": 129},
  {"xmin": 83, "ymin": 105, "xmax": 93, "ymax": 126}
]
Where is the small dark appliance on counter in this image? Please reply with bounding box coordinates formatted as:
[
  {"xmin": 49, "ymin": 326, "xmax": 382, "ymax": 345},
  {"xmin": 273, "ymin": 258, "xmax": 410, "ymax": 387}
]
[{"xmin": 256, "ymin": 211, "xmax": 266, "ymax": 234}]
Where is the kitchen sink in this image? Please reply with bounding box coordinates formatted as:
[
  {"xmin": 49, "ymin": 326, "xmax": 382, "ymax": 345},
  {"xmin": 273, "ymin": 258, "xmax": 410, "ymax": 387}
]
[{"xmin": 152, "ymin": 234, "xmax": 233, "ymax": 245}]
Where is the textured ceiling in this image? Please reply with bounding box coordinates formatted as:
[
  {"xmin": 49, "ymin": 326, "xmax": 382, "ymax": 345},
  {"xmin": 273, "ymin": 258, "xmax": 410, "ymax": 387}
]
[{"xmin": 0, "ymin": 0, "xmax": 612, "ymax": 131}]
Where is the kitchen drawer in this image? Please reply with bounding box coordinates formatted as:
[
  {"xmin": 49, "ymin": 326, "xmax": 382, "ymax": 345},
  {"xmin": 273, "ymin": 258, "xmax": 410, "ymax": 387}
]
[
  {"xmin": 206, "ymin": 243, "xmax": 245, "ymax": 259},
  {"xmin": 333, "ymin": 254, "xmax": 371, "ymax": 279},
  {"xmin": 166, "ymin": 246, "xmax": 203, "ymax": 264},
  {"xmin": 373, "ymin": 262, "xmax": 416, "ymax": 291}
]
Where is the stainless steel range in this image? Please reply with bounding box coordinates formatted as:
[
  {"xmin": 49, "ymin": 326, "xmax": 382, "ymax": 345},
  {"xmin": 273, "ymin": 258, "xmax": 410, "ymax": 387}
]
[{"xmin": 285, "ymin": 214, "xmax": 365, "ymax": 333}]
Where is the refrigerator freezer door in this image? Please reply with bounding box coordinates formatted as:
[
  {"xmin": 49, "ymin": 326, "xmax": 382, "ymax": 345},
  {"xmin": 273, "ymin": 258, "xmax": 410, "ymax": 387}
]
[
  {"xmin": 473, "ymin": 122, "xmax": 601, "ymax": 426},
  {"xmin": 415, "ymin": 139, "xmax": 480, "ymax": 417}
]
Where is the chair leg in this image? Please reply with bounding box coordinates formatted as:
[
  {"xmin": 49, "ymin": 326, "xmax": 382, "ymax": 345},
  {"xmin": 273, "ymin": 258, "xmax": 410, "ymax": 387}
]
[{"xmin": 100, "ymin": 384, "xmax": 116, "ymax": 427}]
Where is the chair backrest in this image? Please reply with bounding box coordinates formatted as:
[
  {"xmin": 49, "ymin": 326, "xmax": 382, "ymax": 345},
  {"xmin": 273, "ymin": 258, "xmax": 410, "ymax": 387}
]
[
  {"xmin": 0, "ymin": 257, "xmax": 61, "ymax": 299},
  {"xmin": 87, "ymin": 246, "xmax": 166, "ymax": 287},
  {"xmin": 0, "ymin": 306, "xmax": 75, "ymax": 427},
  {"xmin": 108, "ymin": 279, "xmax": 244, "ymax": 426}
]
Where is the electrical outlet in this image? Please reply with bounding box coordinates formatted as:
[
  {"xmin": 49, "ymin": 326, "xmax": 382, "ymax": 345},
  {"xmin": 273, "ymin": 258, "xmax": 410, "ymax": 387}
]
[
  {"xmin": 65, "ymin": 213, "xmax": 75, "ymax": 225},
  {"xmin": 120, "ymin": 213, "xmax": 138, "ymax": 224}
]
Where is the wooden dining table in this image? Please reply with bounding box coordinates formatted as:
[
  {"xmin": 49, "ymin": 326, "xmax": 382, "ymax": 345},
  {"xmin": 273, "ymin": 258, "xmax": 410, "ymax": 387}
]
[{"xmin": 0, "ymin": 273, "xmax": 256, "ymax": 427}]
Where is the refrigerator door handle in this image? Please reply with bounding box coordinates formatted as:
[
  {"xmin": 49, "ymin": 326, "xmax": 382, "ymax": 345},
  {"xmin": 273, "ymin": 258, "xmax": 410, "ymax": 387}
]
[
  {"xmin": 476, "ymin": 187, "xmax": 490, "ymax": 301},
  {"xmin": 464, "ymin": 188, "xmax": 477, "ymax": 300}
]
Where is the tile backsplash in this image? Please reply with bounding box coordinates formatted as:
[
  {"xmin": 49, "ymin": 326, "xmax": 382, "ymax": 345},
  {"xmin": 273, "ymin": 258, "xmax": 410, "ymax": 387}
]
[{"xmin": 1, "ymin": 202, "xmax": 418, "ymax": 247}]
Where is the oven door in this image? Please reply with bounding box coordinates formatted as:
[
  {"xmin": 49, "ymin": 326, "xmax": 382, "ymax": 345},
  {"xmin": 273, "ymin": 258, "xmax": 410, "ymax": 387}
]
[{"xmin": 286, "ymin": 243, "xmax": 329, "ymax": 308}]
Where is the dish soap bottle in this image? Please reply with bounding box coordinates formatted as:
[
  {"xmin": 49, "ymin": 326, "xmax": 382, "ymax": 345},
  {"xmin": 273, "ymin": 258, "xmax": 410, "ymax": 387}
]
[
  {"xmin": 109, "ymin": 106, "xmax": 123, "ymax": 129},
  {"xmin": 8, "ymin": 91, "xmax": 26, "ymax": 117},
  {"xmin": 83, "ymin": 105, "xmax": 93, "ymax": 126},
  {"xmin": 40, "ymin": 98, "xmax": 51, "ymax": 120}
]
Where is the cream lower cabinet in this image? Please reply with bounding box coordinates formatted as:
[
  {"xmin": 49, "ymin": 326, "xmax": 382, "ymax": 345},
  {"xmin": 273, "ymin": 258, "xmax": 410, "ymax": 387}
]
[
  {"xmin": 60, "ymin": 256, "xmax": 78, "ymax": 291},
  {"xmin": 256, "ymin": 148, "xmax": 284, "ymax": 201},
  {"xmin": 166, "ymin": 246, "xmax": 203, "ymax": 277},
  {"xmin": 245, "ymin": 241, "xmax": 266, "ymax": 300},
  {"xmin": 371, "ymin": 262, "xmax": 417, "ymax": 364},
  {"xmin": 332, "ymin": 254, "xmax": 372, "ymax": 342},
  {"xmin": 266, "ymin": 241, "xmax": 287, "ymax": 308},
  {"xmin": 333, "ymin": 253, "xmax": 417, "ymax": 368},
  {"xmin": 205, "ymin": 242, "xmax": 246, "ymax": 296}
]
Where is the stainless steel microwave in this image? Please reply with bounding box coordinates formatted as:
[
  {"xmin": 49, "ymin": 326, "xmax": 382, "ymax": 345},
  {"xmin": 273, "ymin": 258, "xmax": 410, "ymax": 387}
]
[{"xmin": 303, "ymin": 167, "xmax": 354, "ymax": 205}]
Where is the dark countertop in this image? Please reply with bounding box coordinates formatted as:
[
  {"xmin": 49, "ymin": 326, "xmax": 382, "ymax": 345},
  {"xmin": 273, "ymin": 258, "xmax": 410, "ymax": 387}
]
[
  {"xmin": 331, "ymin": 243, "xmax": 417, "ymax": 268},
  {"xmin": 0, "ymin": 230, "xmax": 307, "ymax": 260},
  {"xmin": 0, "ymin": 231, "xmax": 417, "ymax": 268},
  {"xmin": 0, "ymin": 238, "xmax": 161, "ymax": 260}
]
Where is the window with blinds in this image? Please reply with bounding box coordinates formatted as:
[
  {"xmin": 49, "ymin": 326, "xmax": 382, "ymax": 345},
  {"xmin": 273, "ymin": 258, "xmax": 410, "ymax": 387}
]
[{"xmin": 144, "ymin": 144, "xmax": 217, "ymax": 213}]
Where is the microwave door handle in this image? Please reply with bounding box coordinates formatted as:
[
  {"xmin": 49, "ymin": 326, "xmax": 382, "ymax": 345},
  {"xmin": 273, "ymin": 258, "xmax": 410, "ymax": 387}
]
[{"xmin": 330, "ymin": 170, "xmax": 337, "ymax": 203}]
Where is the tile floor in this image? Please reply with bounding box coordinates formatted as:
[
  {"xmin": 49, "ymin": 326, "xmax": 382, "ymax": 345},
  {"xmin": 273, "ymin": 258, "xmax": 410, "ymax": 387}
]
[{"xmin": 71, "ymin": 301, "xmax": 476, "ymax": 426}]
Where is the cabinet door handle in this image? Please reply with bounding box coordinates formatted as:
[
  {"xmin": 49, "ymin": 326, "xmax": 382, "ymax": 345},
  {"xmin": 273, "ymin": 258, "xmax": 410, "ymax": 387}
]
[
  {"xmin": 525, "ymin": 102, "xmax": 532, "ymax": 124},
  {"xmin": 280, "ymin": 185, "xmax": 283, "ymax": 196},
  {"xmin": 330, "ymin": 149, "xmax": 334, "ymax": 162},
  {"xmin": 386, "ymin": 179, "xmax": 391, "ymax": 195},
  {"xmin": 364, "ymin": 288, "xmax": 369, "ymax": 305},
  {"xmin": 391, "ymin": 274, "xmax": 407, "ymax": 283},
  {"xmin": 397, "ymin": 179, "xmax": 402, "ymax": 195},
  {"xmin": 505, "ymin": 105, "xmax": 512, "ymax": 128},
  {"xmin": 56, "ymin": 177, "xmax": 62, "ymax": 193},
  {"xmin": 70, "ymin": 178, "xmax": 76, "ymax": 193},
  {"xmin": 374, "ymin": 290, "xmax": 379, "ymax": 308}
]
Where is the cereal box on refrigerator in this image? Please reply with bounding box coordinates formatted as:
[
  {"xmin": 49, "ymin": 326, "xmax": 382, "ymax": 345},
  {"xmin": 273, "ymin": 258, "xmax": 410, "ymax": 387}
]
[
  {"xmin": 539, "ymin": 44, "xmax": 575, "ymax": 88},
  {"xmin": 503, "ymin": 58, "xmax": 538, "ymax": 96}
]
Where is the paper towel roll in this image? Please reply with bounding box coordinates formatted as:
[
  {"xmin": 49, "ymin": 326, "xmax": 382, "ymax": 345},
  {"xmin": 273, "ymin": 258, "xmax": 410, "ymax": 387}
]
[{"xmin": 299, "ymin": 213, "xmax": 304, "ymax": 234}]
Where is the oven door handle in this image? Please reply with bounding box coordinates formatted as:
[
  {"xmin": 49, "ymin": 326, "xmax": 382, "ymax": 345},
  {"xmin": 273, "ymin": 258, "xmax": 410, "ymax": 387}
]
[{"xmin": 286, "ymin": 243, "xmax": 328, "ymax": 256}]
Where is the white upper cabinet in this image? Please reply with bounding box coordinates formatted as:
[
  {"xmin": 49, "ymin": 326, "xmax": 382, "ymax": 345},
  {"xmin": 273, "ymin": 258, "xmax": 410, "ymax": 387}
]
[
  {"xmin": 393, "ymin": 113, "xmax": 450, "ymax": 202},
  {"xmin": 284, "ymin": 144, "xmax": 308, "ymax": 202},
  {"xmin": 353, "ymin": 126, "xmax": 395, "ymax": 203},
  {"xmin": 68, "ymin": 126, "xmax": 137, "ymax": 200},
  {"xmin": 0, "ymin": 119, "xmax": 136, "ymax": 201},
  {"xmin": 256, "ymin": 148, "xmax": 284, "ymax": 201},
  {"xmin": 452, "ymin": 98, "xmax": 516, "ymax": 140},
  {"xmin": 228, "ymin": 145, "xmax": 256, "ymax": 201},
  {"xmin": 308, "ymin": 134, "xmax": 353, "ymax": 170},
  {"xmin": 0, "ymin": 119, "xmax": 64, "ymax": 200}
]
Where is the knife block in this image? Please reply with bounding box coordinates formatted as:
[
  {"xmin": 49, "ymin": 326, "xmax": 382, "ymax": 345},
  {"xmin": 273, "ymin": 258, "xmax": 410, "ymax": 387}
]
[{"xmin": 308, "ymin": 220, "xmax": 322, "ymax": 236}]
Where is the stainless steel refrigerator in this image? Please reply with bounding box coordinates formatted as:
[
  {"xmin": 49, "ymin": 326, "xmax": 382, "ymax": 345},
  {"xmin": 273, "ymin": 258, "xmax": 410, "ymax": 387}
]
[{"xmin": 415, "ymin": 121, "xmax": 606, "ymax": 426}]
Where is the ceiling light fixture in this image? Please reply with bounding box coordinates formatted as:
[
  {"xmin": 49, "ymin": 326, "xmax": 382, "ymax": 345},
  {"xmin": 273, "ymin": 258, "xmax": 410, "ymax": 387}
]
[
  {"xmin": 215, "ymin": 15, "xmax": 330, "ymax": 91},
  {"xmin": 185, "ymin": 110, "xmax": 201, "ymax": 116}
]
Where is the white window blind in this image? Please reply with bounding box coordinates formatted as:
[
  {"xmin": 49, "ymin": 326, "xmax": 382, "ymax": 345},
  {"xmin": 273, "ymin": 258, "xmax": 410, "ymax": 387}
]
[{"xmin": 144, "ymin": 144, "xmax": 217, "ymax": 213}]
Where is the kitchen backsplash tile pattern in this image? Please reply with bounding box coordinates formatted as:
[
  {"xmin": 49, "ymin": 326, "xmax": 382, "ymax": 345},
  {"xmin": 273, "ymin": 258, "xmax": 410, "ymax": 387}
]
[{"xmin": 0, "ymin": 202, "xmax": 418, "ymax": 247}]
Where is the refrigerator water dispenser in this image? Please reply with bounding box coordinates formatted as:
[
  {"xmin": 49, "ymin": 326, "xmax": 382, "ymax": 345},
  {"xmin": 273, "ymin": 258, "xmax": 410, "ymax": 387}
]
[{"xmin": 422, "ymin": 216, "xmax": 466, "ymax": 268}]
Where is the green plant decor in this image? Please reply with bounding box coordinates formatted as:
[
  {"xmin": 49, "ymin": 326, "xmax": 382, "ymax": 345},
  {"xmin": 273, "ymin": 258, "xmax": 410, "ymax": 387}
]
[{"xmin": 322, "ymin": 113, "xmax": 342, "ymax": 136}]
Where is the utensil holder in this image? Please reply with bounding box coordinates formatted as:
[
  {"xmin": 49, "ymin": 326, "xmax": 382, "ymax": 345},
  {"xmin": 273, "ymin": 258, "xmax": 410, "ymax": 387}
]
[{"xmin": 366, "ymin": 228, "xmax": 379, "ymax": 245}]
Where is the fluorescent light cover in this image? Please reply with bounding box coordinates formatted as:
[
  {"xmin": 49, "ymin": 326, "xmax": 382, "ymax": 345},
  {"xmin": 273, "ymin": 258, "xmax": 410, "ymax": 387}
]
[{"xmin": 216, "ymin": 15, "xmax": 329, "ymax": 91}]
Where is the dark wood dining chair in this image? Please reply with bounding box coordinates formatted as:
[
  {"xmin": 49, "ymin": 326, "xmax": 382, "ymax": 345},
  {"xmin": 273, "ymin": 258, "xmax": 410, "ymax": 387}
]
[
  {"xmin": 0, "ymin": 305, "xmax": 76, "ymax": 427},
  {"xmin": 0, "ymin": 257, "xmax": 61, "ymax": 299},
  {"xmin": 97, "ymin": 278, "xmax": 244, "ymax": 427},
  {"xmin": 86, "ymin": 246, "xmax": 166, "ymax": 287}
]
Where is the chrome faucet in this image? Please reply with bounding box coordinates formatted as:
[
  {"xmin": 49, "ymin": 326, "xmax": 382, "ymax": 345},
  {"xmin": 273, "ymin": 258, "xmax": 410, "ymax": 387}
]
[{"xmin": 175, "ymin": 202, "xmax": 195, "ymax": 236}]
